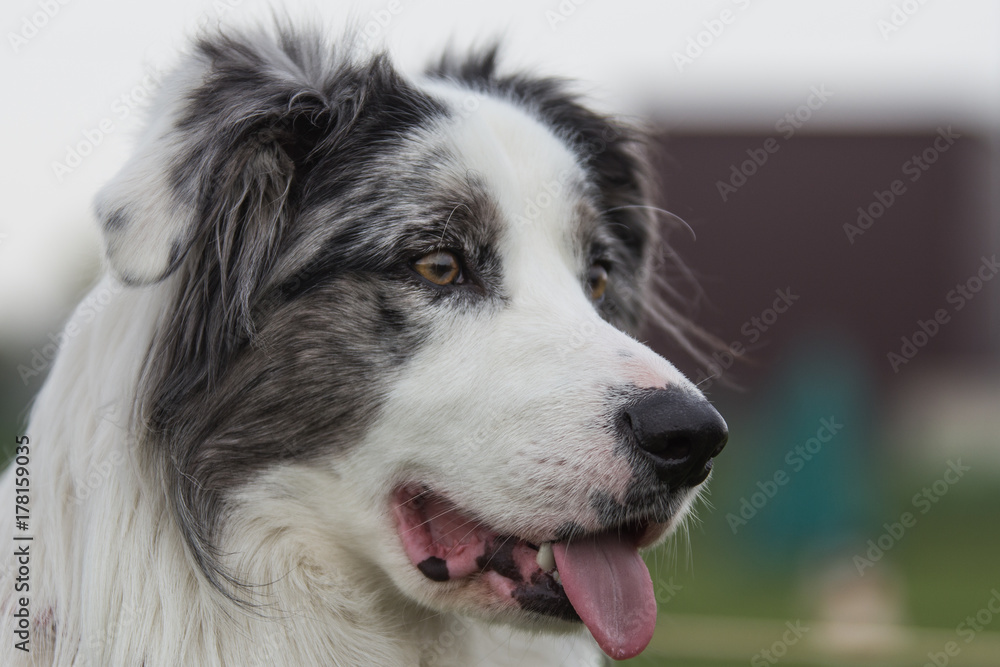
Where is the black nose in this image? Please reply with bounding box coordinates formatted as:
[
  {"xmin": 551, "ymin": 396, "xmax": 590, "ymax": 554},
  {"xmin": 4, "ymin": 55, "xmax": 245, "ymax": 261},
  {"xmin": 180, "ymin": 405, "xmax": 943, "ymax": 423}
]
[{"xmin": 623, "ymin": 388, "xmax": 728, "ymax": 488}]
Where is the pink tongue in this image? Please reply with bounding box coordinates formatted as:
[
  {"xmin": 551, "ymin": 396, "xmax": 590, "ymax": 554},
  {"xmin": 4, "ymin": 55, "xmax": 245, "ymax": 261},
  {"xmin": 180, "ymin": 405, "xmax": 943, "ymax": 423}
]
[{"xmin": 551, "ymin": 534, "xmax": 657, "ymax": 661}]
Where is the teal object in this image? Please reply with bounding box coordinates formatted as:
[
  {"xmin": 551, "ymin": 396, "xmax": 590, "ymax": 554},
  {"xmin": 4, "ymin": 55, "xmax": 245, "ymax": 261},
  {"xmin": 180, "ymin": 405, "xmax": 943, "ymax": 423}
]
[{"xmin": 746, "ymin": 329, "xmax": 882, "ymax": 562}]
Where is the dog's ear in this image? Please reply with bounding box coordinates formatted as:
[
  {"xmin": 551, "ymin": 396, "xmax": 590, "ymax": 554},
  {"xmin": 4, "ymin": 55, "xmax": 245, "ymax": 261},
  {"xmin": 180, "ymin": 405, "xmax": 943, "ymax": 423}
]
[
  {"xmin": 93, "ymin": 57, "xmax": 203, "ymax": 285},
  {"xmin": 94, "ymin": 30, "xmax": 351, "ymax": 286}
]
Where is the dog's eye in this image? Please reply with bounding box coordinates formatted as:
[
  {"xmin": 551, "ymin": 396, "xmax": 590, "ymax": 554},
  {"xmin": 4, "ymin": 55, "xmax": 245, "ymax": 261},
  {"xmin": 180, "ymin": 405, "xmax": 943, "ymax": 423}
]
[
  {"xmin": 587, "ymin": 263, "xmax": 608, "ymax": 302},
  {"xmin": 414, "ymin": 250, "xmax": 463, "ymax": 286}
]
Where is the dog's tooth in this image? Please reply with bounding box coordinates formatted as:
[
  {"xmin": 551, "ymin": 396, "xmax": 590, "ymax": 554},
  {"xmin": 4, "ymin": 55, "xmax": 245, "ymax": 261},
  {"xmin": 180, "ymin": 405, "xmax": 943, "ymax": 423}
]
[
  {"xmin": 536, "ymin": 542, "xmax": 555, "ymax": 572},
  {"xmin": 552, "ymin": 570, "xmax": 561, "ymax": 584}
]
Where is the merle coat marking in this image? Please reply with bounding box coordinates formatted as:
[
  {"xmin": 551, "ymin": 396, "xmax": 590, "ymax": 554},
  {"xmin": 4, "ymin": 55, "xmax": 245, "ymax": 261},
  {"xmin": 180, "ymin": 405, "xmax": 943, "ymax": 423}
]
[{"xmin": 0, "ymin": 23, "xmax": 726, "ymax": 666}]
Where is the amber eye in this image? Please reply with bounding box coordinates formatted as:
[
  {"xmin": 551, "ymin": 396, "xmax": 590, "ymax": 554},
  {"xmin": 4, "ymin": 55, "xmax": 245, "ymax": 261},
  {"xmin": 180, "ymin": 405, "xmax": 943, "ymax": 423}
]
[
  {"xmin": 414, "ymin": 250, "xmax": 463, "ymax": 286},
  {"xmin": 587, "ymin": 263, "xmax": 608, "ymax": 302}
]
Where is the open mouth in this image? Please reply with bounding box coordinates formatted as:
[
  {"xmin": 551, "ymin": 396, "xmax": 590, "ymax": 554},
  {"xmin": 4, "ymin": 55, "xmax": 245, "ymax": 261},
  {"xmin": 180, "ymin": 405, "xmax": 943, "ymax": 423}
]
[{"xmin": 392, "ymin": 484, "xmax": 668, "ymax": 660}]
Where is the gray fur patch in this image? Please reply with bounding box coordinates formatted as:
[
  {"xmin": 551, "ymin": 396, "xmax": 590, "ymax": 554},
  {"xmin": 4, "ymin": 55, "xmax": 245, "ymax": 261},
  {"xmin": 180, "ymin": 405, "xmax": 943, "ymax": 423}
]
[
  {"xmin": 103, "ymin": 207, "xmax": 130, "ymax": 232},
  {"xmin": 121, "ymin": 24, "xmax": 660, "ymax": 599}
]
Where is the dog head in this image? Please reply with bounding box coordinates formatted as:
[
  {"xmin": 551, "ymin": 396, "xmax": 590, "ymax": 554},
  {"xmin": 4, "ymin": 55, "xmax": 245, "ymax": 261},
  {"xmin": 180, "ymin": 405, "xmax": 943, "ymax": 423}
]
[{"xmin": 96, "ymin": 26, "xmax": 727, "ymax": 661}]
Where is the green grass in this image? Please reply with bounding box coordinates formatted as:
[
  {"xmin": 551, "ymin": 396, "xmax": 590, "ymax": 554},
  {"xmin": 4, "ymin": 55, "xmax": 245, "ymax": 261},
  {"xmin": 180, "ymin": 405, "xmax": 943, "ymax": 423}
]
[{"xmin": 620, "ymin": 469, "xmax": 1000, "ymax": 665}]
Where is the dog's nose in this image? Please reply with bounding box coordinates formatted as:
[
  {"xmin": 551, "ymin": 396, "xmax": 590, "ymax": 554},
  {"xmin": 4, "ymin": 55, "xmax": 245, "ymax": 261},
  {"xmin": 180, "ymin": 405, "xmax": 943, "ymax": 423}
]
[{"xmin": 623, "ymin": 388, "xmax": 728, "ymax": 488}]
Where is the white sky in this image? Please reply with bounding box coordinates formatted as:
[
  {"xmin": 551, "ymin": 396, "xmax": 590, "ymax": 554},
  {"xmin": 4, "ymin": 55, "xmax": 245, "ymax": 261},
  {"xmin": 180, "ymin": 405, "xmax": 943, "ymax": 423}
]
[{"xmin": 1, "ymin": 0, "xmax": 999, "ymax": 342}]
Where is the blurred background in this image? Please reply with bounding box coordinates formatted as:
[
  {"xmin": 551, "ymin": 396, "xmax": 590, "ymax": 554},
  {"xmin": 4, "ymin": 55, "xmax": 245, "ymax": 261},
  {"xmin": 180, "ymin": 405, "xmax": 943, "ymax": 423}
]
[{"xmin": 2, "ymin": 1, "xmax": 998, "ymax": 665}]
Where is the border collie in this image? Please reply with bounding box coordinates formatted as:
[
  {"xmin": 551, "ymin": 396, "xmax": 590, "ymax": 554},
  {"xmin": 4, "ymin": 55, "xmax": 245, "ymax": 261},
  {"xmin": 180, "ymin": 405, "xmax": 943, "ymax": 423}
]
[{"xmin": 1, "ymin": 23, "xmax": 727, "ymax": 666}]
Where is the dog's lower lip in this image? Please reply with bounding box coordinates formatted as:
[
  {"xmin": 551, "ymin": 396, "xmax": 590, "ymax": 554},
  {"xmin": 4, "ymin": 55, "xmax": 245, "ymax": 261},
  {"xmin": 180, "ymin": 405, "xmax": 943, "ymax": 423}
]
[
  {"xmin": 391, "ymin": 484, "xmax": 666, "ymax": 623},
  {"xmin": 392, "ymin": 484, "xmax": 578, "ymax": 620}
]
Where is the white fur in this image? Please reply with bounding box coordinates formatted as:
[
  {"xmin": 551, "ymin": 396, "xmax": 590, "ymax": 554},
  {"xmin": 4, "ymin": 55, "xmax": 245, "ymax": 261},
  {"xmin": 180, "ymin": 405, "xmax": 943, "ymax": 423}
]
[
  {"xmin": 0, "ymin": 51, "xmax": 706, "ymax": 667},
  {"xmin": 94, "ymin": 59, "xmax": 206, "ymax": 285},
  {"xmin": 0, "ymin": 274, "xmax": 614, "ymax": 666}
]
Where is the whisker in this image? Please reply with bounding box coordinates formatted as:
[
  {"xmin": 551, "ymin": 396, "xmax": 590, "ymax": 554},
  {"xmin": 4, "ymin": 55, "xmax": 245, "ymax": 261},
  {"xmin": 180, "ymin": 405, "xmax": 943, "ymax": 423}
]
[
  {"xmin": 602, "ymin": 204, "xmax": 697, "ymax": 241},
  {"xmin": 438, "ymin": 202, "xmax": 470, "ymax": 247}
]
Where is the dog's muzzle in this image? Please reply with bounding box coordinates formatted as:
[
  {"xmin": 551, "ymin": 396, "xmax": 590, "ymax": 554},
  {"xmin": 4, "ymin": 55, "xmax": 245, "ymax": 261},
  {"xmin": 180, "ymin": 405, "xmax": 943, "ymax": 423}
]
[{"xmin": 622, "ymin": 387, "xmax": 729, "ymax": 488}]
